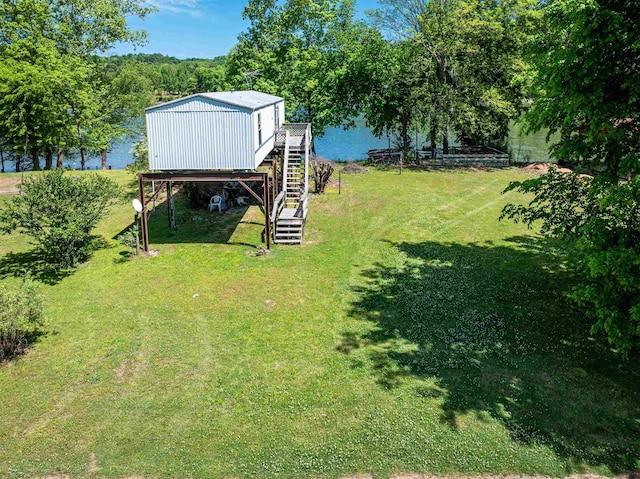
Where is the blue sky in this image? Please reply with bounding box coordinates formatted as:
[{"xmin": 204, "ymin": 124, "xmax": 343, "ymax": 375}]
[{"xmin": 111, "ymin": 0, "xmax": 380, "ymax": 59}]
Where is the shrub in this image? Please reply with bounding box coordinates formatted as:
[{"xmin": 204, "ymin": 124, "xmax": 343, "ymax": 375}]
[
  {"xmin": 0, "ymin": 170, "xmax": 120, "ymax": 269},
  {"xmin": 501, "ymin": 170, "xmax": 640, "ymax": 356},
  {"xmin": 126, "ymin": 139, "xmax": 149, "ymax": 173},
  {"xmin": 0, "ymin": 278, "xmax": 44, "ymax": 361},
  {"xmin": 311, "ymin": 157, "xmax": 334, "ymax": 194},
  {"xmin": 116, "ymin": 226, "xmax": 138, "ymax": 251}
]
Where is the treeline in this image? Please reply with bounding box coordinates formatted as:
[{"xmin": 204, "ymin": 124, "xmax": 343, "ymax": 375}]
[
  {"xmin": 98, "ymin": 53, "xmax": 227, "ymax": 97},
  {"xmin": 222, "ymin": 0, "xmax": 541, "ymax": 152},
  {"xmin": 0, "ymin": 0, "xmax": 157, "ymax": 172},
  {"xmin": 0, "ymin": 0, "xmax": 538, "ymax": 172}
]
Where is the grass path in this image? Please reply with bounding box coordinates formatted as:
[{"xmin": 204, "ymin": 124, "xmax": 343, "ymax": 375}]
[{"xmin": 0, "ymin": 168, "xmax": 638, "ymax": 479}]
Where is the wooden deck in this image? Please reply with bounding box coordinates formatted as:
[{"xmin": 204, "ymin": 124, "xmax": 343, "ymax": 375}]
[{"xmin": 279, "ymin": 207, "xmax": 303, "ymax": 220}]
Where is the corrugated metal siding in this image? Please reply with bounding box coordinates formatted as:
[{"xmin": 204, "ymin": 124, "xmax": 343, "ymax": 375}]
[
  {"xmin": 151, "ymin": 97, "xmax": 251, "ymax": 113},
  {"xmin": 147, "ymin": 98, "xmax": 254, "ymax": 170},
  {"xmin": 252, "ymin": 100, "xmax": 284, "ymax": 168}
]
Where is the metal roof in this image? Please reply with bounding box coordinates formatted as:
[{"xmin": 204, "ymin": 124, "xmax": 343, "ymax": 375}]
[{"xmin": 146, "ymin": 91, "xmax": 284, "ymax": 112}]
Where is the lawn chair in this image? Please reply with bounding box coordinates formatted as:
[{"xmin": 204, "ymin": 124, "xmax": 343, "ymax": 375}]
[
  {"xmin": 208, "ymin": 195, "xmax": 223, "ymax": 212},
  {"xmin": 236, "ymin": 196, "xmax": 249, "ymax": 206}
]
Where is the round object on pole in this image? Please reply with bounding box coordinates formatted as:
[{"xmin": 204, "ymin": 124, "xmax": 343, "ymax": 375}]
[{"xmin": 132, "ymin": 198, "xmax": 143, "ymax": 213}]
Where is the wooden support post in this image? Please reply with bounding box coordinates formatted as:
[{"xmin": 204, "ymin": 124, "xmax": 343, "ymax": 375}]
[
  {"xmin": 138, "ymin": 174, "xmax": 149, "ymax": 252},
  {"xmin": 264, "ymin": 173, "xmax": 271, "ymax": 249},
  {"xmin": 167, "ymin": 181, "xmax": 175, "ymax": 228},
  {"xmin": 271, "ymin": 160, "xmax": 277, "ymax": 205}
]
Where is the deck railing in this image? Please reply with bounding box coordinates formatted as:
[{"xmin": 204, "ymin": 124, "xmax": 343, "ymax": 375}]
[
  {"xmin": 303, "ymin": 123, "xmax": 311, "ymax": 195},
  {"xmin": 281, "ymin": 130, "xmax": 291, "ymax": 194},
  {"xmin": 270, "ymin": 191, "xmax": 285, "ymax": 224}
]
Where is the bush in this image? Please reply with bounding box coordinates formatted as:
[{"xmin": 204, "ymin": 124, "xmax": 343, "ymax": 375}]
[
  {"xmin": 126, "ymin": 139, "xmax": 149, "ymax": 173},
  {"xmin": 501, "ymin": 170, "xmax": 640, "ymax": 356},
  {"xmin": 311, "ymin": 157, "xmax": 334, "ymax": 194},
  {"xmin": 0, "ymin": 278, "xmax": 44, "ymax": 361},
  {"xmin": 0, "ymin": 170, "xmax": 120, "ymax": 269}
]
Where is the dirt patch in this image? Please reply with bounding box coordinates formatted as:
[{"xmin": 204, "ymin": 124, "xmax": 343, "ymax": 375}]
[
  {"xmin": 342, "ymin": 163, "xmax": 369, "ymax": 174},
  {"xmin": 88, "ymin": 452, "xmax": 99, "ymax": 474},
  {"xmin": 114, "ymin": 360, "xmax": 128, "ymax": 381},
  {"xmin": 264, "ymin": 299, "xmax": 276, "ymax": 311},
  {"xmin": 387, "ymin": 475, "xmax": 637, "ymax": 479},
  {"xmin": 0, "ymin": 177, "xmax": 21, "ymax": 195},
  {"xmin": 520, "ymin": 162, "xmax": 573, "ymax": 175}
]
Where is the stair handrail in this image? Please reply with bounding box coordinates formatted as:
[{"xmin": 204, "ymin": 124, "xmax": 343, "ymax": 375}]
[
  {"xmin": 282, "ymin": 129, "xmax": 291, "ymax": 196},
  {"xmin": 304, "ymin": 123, "xmax": 311, "ymax": 195},
  {"xmin": 270, "ymin": 191, "xmax": 285, "ymax": 224},
  {"xmin": 300, "ymin": 191, "xmax": 309, "ymax": 220}
]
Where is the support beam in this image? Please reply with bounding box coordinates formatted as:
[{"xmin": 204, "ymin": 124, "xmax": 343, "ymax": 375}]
[
  {"xmin": 263, "ymin": 174, "xmax": 271, "ymax": 249},
  {"xmin": 138, "ymin": 173, "xmax": 149, "ymax": 252},
  {"xmin": 238, "ymin": 180, "xmax": 263, "ymax": 205},
  {"xmin": 167, "ymin": 181, "xmax": 175, "ymax": 228},
  {"xmin": 138, "ymin": 170, "xmax": 273, "ymax": 251}
]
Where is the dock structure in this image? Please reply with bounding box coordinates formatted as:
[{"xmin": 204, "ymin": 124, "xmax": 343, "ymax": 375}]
[{"xmin": 270, "ymin": 123, "xmax": 312, "ymax": 245}]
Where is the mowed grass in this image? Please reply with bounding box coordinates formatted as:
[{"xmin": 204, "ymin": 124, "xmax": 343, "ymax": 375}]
[{"xmin": 0, "ymin": 167, "xmax": 638, "ymax": 478}]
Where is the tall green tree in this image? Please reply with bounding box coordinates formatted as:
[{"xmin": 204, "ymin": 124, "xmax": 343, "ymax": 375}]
[
  {"xmin": 502, "ymin": 0, "xmax": 640, "ymax": 356},
  {"xmin": 84, "ymin": 61, "xmax": 154, "ymax": 169},
  {"xmin": 227, "ymin": 0, "xmax": 371, "ymax": 136},
  {"xmin": 373, "ymin": 0, "xmax": 539, "ymax": 151},
  {"xmin": 0, "ymin": 0, "xmax": 153, "ymax": 170},
  {"xmin": 0, "ymin": 39, "xmax": 89, "ymax": 170},
  {"xmin": 363, "ymin": 40, "xmax": 426, "ymax": 153}
]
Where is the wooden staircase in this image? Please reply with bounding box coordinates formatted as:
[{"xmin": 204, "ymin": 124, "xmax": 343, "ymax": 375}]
[{"xmin": 271, "ymin": 124, "xmax": 312, "ymax": 245}]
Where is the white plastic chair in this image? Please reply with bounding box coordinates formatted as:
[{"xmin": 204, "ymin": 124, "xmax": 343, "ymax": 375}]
[
  {"xmin": 237, "ymin": 196, "xmax": 248, "ymax": 206},
  {"xmin": 209, "ymin": 195, "xmax": 223, "ymax": 212}
]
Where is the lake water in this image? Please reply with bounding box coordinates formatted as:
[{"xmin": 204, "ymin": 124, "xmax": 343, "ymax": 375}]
[{"xmin": 1, "ymin": 119, "xmax": 557, "ymax": 172}]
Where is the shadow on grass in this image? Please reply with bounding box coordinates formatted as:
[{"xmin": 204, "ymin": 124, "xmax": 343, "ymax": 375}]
[
  {"xmin": 134, "ymin": 194, "xmax": 265, "ymax": 248},
  {"xmin": 0, "ymin": 236, "xmax": 113, "ymax": 285},
  {"xmin": 341, "ymin": 236, "xmax": 640, "ymax": 473},
  {"xmin": 0, "ymin": 249, "xmax": 75, "ymax": 285}
]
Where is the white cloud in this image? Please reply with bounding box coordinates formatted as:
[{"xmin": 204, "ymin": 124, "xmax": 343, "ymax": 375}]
[{"xmin": 148, "ymin": 0, "xmax": 204, "ymax": 17}]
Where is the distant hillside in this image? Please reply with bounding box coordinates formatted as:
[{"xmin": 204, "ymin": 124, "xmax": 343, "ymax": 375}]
[{"xmin": 96, "ymin": 53, "xmax": 228, "ymax": 98}]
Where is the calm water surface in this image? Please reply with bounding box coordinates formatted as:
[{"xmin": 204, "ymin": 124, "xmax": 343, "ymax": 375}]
[{"xmin": 1, "ymin": 120, "xmax": 557, "ymax": 172}]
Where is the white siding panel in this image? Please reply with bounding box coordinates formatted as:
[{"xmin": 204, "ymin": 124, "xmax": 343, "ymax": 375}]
[
  {"xmin": 251, "ymin": 101, "xmax": 282, "ymax": 168},
  {"xmin": 148, "ymin": 109, "xmax": 253, "ymax": 170}
]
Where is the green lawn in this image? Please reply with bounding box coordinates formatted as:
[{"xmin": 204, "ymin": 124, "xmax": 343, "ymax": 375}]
[{"xmin": 0, "ymin": 167, "xmax": 638, "ymax": 478}]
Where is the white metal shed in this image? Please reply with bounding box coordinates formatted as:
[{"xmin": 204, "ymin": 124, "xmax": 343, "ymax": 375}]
[{"xmin": 146, "ymin": 91, "xmax": 285, "ymax": 171}]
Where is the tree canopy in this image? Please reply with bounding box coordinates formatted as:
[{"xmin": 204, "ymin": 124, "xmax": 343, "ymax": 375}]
[
  {"xmin": 0, "ymin": 0, "xmax": 154, "ymax": 170},
  {"xmin": 502, "ymin": 0, "xmax": 640, "ymax": 356}
]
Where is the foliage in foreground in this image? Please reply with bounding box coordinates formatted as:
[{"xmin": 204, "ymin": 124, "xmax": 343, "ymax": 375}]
[
  {"xmin": 0, "ymin": 278, "xmax": 44, "ymax": 361},
  {"xmin": 501, "ymin": 170, "xmax": 640, "ymax": 356},
  {"xmin": 0, "ymin": 170, "xmax": 120, "ymax": 269}
]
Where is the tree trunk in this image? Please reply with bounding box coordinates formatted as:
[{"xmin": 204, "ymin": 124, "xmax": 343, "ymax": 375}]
[
  {"xmin": 15, "ymin": 156, "xmax": 21, "ymax": 172},
  {"xmin": 45, "ymin": 148, "xmax": 53, "ymax": 170},
  {"xmin": 101, "ymin": 149, "xmax": 107, "ymax": 170},
  {"xmin": 31, "ymin": 148, "xmax": 40, "ymax": 171},
  {"xmin": 0, "ymin": 150, "xmax": 4, "ymax": 173},
  {"xmin": 443, "ymin": 132, "xmax": 449, "ymax": 155},
  {"xmin": 430, "ymin": 123, "xmax": 438, "ymax": 150},
  {"xmin": 400, "ymin": 113, "xmax": 410, "ymax": 153},
  {"xmin": 57, "ymin": 149, "xmax": 64, "ymax": 169},
  {"xmin": 80, "ymin": 148, "xmax": 86, "ymax": 171}
]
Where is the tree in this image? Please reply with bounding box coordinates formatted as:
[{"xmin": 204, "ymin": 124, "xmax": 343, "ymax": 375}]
[
  {"xmin": 363, "ymin": 40, "xmax": 426, "ymax": 153},
  {"xmin": 0, "ymin": 170, "xmax": 120, "ymax": 269},
  {"xmin": 501, "ymin": 0, "xmax": 640, "ymax": 356},
  {"xmin": 84, "ymin": 60, "xmax": 154, "ymax": 169},
  {"xmin": 523, "ymin": 0, "xmax": 640, "ymax": 177},
  {"xmin": 0, "ymin": 39, "xmax": 89, "ymax": 170},
  {"xmin": 226, "ymin": 0, "xmax": 370, "ymax": 136},
  {"xmin": 0, "ymin": 277, "xmax": 44, "ymax": 361},
  {"xmin": 372, "ymin": 0, "xmax": 539, "ymax": 151},
  {"xmin": 0, "ymin": 0, "xmax": 154, "ymax": 170}
]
